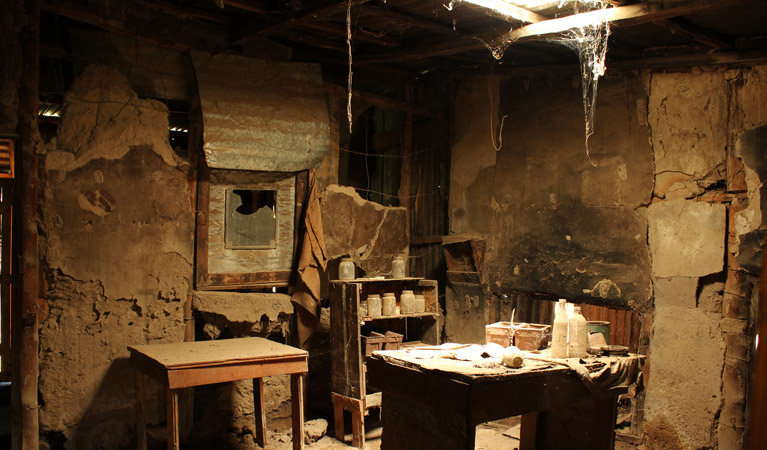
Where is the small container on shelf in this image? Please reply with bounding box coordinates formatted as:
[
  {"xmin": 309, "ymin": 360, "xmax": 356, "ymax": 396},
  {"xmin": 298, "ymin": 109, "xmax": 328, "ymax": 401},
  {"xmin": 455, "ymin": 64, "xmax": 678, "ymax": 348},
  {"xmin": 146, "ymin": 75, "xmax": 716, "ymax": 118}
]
[
  {"xmin": 414, "ymin": 294, "xmax": 425, "ymax": 313},
  {"xmin": 339, "ymin": 257, "xmax": 355, "ymax": 281},
  {"xmin": 400, "ymin": 290, "xmax": 415, "ymax": 314},
  {"xmin": 382, "ymin": 292, "xmax": 397, "ymax": 316},
  {"xmin": 367, "ymin": 294, "xmax": 382, "ymax": 317},
  {"xmin": 359, "ymin": 300, "xmax": 368, "ymax": 317},
  {"xmin": 391, "ymin": 256, "xmax": 405, "ymax": 278}
]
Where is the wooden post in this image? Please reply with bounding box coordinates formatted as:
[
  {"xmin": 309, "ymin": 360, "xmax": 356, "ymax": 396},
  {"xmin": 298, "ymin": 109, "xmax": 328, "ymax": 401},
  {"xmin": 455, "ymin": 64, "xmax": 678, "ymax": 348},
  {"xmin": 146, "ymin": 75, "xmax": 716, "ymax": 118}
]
[
  {"xmin": 253, "ymin": 378, "xmax": 266, "ymax": 447},
  {"xmin": 136, "ymin": 372, "xmax": 148, "ymax": 450},
  {"xmin": 291, "ymin": 373, "xmax": 305, "ymax": 450},
  {"xmin": 13, "ymin": 0, "xmax": 41, "ymax": 449},
  {"xmin": 166, "ymin": 388, "xmax": 180, "ymax": 450}
]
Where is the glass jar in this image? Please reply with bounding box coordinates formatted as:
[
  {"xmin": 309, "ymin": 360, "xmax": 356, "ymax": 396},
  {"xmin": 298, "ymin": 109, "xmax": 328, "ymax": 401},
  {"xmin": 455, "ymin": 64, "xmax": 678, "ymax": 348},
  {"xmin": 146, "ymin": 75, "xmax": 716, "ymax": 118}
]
[
  {"xmin": 391, "ymin": 256, "xmax": 405, "ymax": 278},
  {"xmin": 339, "ymin": 257, "xmax": 355, "ymax": 280},
  {"xmin": 382, "ymin": 293, "xmax": 397, "ymax": 316},
  {"xmin": 359, "ymin": 300, "xmax": 368, "ymax": 317},
  {"xmin": 414, "ymin": 294, "xmax": 425, "ymax": 313},
  {"xmin": 400, "ymin": 290, "xmax": 415, "ymax": 314},
  {"xmin": 367, "ymin": 294, "xmax": 382, "ymax": 317}
]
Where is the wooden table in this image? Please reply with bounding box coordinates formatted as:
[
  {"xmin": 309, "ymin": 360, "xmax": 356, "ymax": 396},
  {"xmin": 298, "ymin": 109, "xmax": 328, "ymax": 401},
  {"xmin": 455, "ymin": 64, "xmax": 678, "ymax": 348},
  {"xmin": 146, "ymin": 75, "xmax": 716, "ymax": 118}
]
[
  {"xmin": 128, "ymin": 337, "xmax": 308, "ymax": 450},
  {"xmin": 367, "ymin": 349, "xmax": 642, "ymax": 450}
]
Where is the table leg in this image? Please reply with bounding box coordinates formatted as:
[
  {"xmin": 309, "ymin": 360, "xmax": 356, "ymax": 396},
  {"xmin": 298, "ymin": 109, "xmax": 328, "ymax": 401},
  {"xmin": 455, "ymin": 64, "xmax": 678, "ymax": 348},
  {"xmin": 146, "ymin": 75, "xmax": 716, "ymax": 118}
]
[
  {"xmin": 291, "ymin": 373, "xmax": 305, "ymax": 450},
  {"xmin": 135, "ymin": 371, "xmax": 147, "ymax": 450},
  {"xmin": 166, "ymin": 388, "xmax": 180, "ymax": 450},
  {"xmin": 519, "ymin": 412, "xmax": 538, "ymax": 450},
  {"xmin": 381, "ymin": 392, "xmax": 474, "ymax": 450},
  {"xmin": 253, "ymin": 378, "xmax": 267, "ymax": 448},
  {"xmin": 331, "ymin": 393, "xmax": 345, "ymax": 442}
]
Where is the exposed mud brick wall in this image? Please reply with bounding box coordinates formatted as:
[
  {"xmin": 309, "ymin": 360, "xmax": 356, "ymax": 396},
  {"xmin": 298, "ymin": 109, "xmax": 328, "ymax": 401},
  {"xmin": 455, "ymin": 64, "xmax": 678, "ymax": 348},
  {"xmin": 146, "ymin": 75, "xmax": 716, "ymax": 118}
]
[
  {"xmin": 450, "ymin": 65, "xmax": 767, "ymax": 449},
  {"xmin": 38, "ymin": 65, "xmax": 194, "ymax": 448},
  {"xmin": 450, "ymin": 73, "xmax": 654, "ymax": 308}
]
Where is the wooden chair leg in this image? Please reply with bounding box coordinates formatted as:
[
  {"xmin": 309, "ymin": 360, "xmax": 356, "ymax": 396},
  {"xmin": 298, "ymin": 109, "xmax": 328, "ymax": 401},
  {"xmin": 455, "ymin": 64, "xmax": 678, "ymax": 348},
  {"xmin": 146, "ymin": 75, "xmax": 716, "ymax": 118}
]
[
  {"xmin": 291, "ymin": 373, "xmax": 305, "ymax": 450},
  {"xmin": 254, "ymin": 378, "xmax": 267, "ymax": 448},
  {"xmin": 166, "ymin": 388, "xmax": 180, "ymax": 450},
  {"xmin": 332, "ymin": 393, "xmax": 345, "ymax": 442},
  {"xmin": 351, "ymin": 398, "xmax": 365, "ymax": 449},
  {"xmin": 135, "ymin": 371, "xmax": 147, "ymax": 450}
]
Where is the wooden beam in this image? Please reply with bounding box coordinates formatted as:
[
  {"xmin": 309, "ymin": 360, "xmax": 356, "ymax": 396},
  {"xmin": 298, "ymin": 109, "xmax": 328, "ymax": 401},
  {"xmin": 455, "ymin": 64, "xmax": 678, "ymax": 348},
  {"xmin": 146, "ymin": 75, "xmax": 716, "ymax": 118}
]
[
  {"xmin": 303, "ymin": 20, "xmax": 401, "ymax": 47},
  {"xmin": 654, "ymin": 18, "xmax": 732, "ymax": 50},
  {"xmin": 222, "ymin": 0, "xmax": 273, "ymax": 14},
  {"xmin": 275, "ymin": 30, "xmax": 349, "ymax": 52},
  {"xmin": 360, "ymin": 4, "xmax": 463, "ymax": 37},
  {"xmin": 360, "ymin": 0, "xmax": 750, "ymax": 63},
  {"xmin": 230, "ymin": 0, "xmax": 371, "ymax": 46},
  {"xmin": 323, "ymin": 82, "xmax": 433, "ymax": 116},
  {"xmin": 132, "ymin": 0, "xmax": 232, "ymax": 25},
  {"xmin": 40, "ymin": 0, "xmax": 228, "ymax": 52},
  {"xmin": 458, "ymin": 0, "xmax": 546, "ymax": 24}
]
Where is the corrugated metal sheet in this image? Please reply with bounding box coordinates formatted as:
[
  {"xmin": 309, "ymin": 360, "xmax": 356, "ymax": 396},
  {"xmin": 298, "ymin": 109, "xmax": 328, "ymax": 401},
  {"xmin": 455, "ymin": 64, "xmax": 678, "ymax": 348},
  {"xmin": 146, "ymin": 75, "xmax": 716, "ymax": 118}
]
[{"xmin": 191, "ymin": 51, "xmax": 330, "ymax": 171}]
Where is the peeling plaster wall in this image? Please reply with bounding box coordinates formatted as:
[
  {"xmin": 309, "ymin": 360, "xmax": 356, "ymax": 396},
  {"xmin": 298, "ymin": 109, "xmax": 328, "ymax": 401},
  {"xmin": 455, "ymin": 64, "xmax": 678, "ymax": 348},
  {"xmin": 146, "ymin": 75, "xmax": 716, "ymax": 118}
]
[
  {"xmin": 38, "ymin": 65, "xmax": 194, "ymax": 448},
  {"xmin": 450, "ymin": 64, "xmax": 767, "ymax": 448}
]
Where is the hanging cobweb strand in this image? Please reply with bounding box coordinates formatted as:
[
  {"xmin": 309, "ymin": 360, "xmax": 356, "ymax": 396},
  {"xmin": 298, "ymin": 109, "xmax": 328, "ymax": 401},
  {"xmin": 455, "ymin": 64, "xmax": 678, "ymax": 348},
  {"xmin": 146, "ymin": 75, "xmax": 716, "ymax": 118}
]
[
  {"xmin": 554, "ymin": 1, "xmax": 611, "ymax": 164},
  {"xmin": 346, "ymin": 0, "xmax": 353, "ymax": 132}
]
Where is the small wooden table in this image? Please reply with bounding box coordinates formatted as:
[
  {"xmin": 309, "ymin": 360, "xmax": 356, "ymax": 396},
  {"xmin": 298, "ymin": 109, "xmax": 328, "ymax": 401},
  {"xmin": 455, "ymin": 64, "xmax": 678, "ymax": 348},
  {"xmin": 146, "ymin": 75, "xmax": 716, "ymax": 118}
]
[
  {"xmin": 367, "ymin": 349, "xmax": 643, "ymax": 450},
  {"xmin": 128, "ymin": 337, "xmax": 308, "ymax": 450}
]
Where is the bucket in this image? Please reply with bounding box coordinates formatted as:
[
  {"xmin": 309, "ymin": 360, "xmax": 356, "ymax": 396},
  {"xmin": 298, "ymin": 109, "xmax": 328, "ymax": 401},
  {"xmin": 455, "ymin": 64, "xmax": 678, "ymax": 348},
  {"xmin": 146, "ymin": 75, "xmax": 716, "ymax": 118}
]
[{"xmin": 587, "ymin": 321, "xmax": 610, "ymax": 345}]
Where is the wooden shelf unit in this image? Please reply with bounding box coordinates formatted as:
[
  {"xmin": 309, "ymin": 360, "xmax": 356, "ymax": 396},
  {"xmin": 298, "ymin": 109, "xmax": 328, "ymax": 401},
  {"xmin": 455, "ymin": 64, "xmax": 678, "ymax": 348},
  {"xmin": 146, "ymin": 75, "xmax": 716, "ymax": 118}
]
[{"xmin": 329, "ymin": 277, "xmax": 440, "ymax": 448}]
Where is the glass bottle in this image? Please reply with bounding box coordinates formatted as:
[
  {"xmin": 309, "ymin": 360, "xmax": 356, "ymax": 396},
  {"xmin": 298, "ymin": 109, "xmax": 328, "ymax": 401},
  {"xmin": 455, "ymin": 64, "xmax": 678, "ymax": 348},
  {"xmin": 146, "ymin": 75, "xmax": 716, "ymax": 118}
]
[
  {"xmin": 382, "ymin": 292, "xmax": 396, "ymax": 316},
  {"xmin": 568, "ymin": 305, "xmax": 589, "ymax": 359},
  {"xmin": 367, "ymin": 294, "xmax": 382, "ymax": 317},
  {"xmin": 551, "ymin": 299, "xmax": 569, "ymax": 358},
  {"xmin": 391, "ymin": 256, "xmax": 405, "ymax": 278},
  {"xmin": 339, "ymin": 257, "xmax": 355, "ymax": 280},
  {"xmin": 400, "ymin": 290, "xmax": 415, "ymax": 314},
  {"xmin": 414, "ymin": 294, "xmax": 425, "ymax": 313}
]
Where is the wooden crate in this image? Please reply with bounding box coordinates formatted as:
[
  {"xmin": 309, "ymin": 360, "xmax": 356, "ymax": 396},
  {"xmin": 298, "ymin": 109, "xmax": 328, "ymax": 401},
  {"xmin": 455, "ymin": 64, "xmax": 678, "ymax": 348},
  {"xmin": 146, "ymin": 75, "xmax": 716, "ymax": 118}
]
[{"xmin": 362, "ymin": 331, "xmax": 403, "ymax": 357}]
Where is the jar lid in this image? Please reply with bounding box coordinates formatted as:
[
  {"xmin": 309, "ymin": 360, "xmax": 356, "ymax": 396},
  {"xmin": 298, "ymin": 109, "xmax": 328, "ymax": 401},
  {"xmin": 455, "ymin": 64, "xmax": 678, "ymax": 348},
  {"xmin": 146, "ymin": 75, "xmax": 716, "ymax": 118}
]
[
  {"xmin": 383, "ymin": 292, "xmax": 395, "ymax": 297},
  {"xmin": 402, "ymin": 290, "xmax": 413, "ymax": 294},
  {"xmin": 367, "ymin": 294, "xmax": 380, "ymax": 298}
]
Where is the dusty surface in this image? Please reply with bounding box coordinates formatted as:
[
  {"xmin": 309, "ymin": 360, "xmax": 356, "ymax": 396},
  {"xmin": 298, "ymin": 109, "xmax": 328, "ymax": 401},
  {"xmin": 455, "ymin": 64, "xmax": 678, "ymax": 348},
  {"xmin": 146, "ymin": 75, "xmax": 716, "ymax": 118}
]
[
  {"xmin": 647, "ymin": 200, "xmax": 726, "ymax": 278},
  {"xmin": 321, "ymin": 185, "xmax": 409, "ymax": 276},
  {"xmin": 38, "ymin": 66, "xmax": 194, "ymax": 449}
]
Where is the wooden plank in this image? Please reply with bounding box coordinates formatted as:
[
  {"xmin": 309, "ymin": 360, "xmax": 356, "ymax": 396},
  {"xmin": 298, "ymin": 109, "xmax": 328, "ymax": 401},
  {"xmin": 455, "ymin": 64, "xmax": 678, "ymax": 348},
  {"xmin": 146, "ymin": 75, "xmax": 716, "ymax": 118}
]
[
  {"xmin": 303, "ymin": 20, "xmax": 401, "ymax": 47},
  {"xmin": 166, "ymin": 389, "xmax": 180, "ymax": 450},
  {"xmin": 230, "ymin": 0, "xmax": 371, "ymax": 45},
  {"xmin": 398, "ymin": 85, "xmax": 414, "ymax": 212},
  {"xmin": 446, "ymin": 271, "xmax": 480, "ymax": 284},
  {"xmin": 332, "ymin": 393, "xmax": 345, "ymax": 441},
  {"xmin": 195, "ymin": 165, "xmax": 211, "ymax": 289},
  {"xmin": 519, "ymin": 413, "xmax": 538, "ymax": 450},
  {"xmin": 254, "ymin": 378, "xmax": 266, "ymax": 447},
  {"xmin": 460, "ymin": 0, "xmax": 547, "ymax": 24},
  {"xmin": 136, "ymin": 371, "xmax": 148, "ymax": 450},
  {"xmin": 330, "ymin": 282, "xmax": 364, "ymax": 397},
  {"xmin": 291, "ymin": 373, "xmax": 305, "ymax": 450},
  {"xmin": 323, "ymin": 82, "xmax": 434, "ymax": 115}
]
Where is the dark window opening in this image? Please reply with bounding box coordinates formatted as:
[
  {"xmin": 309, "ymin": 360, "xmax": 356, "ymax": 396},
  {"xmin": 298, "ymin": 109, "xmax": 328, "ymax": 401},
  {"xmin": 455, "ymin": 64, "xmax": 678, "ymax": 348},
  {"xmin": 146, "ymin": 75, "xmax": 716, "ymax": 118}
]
[{"xmin": 225, "ymin": 189, "xmax": 277, "ymax": 249}]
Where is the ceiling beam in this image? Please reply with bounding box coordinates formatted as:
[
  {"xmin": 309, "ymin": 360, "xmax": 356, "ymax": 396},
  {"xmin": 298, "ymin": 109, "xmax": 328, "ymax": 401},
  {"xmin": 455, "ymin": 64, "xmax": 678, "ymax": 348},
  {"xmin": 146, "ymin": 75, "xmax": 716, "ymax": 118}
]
[
  {"xmin": 230, "ymin": 0, "xmax": 371, "ymax": 46},
  {"xmin": 323, "ymin": 82, "xmax": 435, "ymax": 115},
  {"xmin": 655, "ymin": 18, "xmax": 733, "ymax": 50},
  {"xmin": 41, "ymin": 0, "xmax": 228, "ymax": 52},
  {"xmin": 302, "ymin": 20, "xmax": 402, "ymax": 47},
  {"xmin": 133, "ymin": 0, "xmax": 232, "ymax": 25},
  {"xmin": 458, "ymin": 0, "xmax": 546, "ymax": 24},
  {"xmin": 359, "ymin": 0, "xmax": 750, "ymax": 63},
  {"xmin": 359, "ymin": 5, "xmax": 462, "ymax": 37},
  {"xmin": 221, "ymin": 0, "xmax": 273, "ymax": 14}
]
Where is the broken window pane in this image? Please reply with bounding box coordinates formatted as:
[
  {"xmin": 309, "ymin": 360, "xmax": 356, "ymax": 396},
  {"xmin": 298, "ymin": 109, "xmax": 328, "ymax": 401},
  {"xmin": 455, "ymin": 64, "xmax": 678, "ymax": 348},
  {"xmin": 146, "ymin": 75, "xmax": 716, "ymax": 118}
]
[{"xmin": 225, "ymin": 189, "xmax": 277, "ymax": 249}]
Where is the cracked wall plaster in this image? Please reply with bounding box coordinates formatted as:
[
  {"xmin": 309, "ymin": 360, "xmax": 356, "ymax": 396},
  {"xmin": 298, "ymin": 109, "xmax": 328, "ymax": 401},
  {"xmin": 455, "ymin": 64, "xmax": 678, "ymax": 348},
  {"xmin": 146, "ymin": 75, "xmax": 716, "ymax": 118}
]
[
  {"xmin": 647, "ymin": 200, "xmax": 726, "ymax": 278},
  {"xmin": 649, "ymin": 71, "xmax": 728, "ymax": 197},
  {"xmin": 645, "ymin": 276, "xmax": 725, "ymax": 450},
  {"xmin": 321, "ymin": 184, "xmax": 408, "ymax": 276},
  {"xmin": 39, "ymin": 65, "xmax": 194, "ymax": 448},
  {"xmin": 46, "ymin": 64, "xmax": 181, "ymax": 173}
]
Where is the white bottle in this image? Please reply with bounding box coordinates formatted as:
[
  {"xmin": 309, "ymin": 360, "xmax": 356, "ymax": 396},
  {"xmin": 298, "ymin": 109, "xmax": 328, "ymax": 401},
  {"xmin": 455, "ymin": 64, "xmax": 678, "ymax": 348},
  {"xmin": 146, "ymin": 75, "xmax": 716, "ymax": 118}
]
[
  {"xmin": 551, "ymin": 299, "xmax": 569, "ymax": 358},
  {"xmin": 568, "ymin": 306, "xmax": 589, "ymax": 359}
]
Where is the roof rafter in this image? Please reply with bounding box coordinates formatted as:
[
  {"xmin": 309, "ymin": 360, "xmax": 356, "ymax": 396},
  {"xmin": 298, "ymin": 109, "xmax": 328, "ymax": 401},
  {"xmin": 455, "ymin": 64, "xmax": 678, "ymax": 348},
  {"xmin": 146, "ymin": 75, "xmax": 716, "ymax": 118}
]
[
  {"xmin": 359, "ymin": 0, "xmax": 750, "ymax": 63},
  {"xmin": 458, "ymin": 0, "xmax": 547, "ymax": 24}
]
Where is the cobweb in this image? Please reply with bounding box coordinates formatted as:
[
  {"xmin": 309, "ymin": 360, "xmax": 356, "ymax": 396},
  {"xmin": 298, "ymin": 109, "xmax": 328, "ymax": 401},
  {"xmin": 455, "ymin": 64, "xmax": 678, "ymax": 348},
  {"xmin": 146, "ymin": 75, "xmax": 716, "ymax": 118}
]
[
  {"xmin": 553, "ymin": 0, "xmax": 612, "ymax": 163},
  {"xmin": 473, "ymin": 0, "xmax": 612, "ymax": 163}
]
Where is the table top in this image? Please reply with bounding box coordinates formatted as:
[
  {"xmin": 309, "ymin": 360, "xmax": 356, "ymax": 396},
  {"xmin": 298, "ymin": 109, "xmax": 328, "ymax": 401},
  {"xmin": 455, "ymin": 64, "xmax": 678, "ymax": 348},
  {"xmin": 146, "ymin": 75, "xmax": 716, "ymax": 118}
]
[
  {"xmin": 128, "ymin": 337, "xmax": 307, "ymax": 370},
  {"xmin": 370, "ymin": 344, "xmax": 643, "ymax": 386}
]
